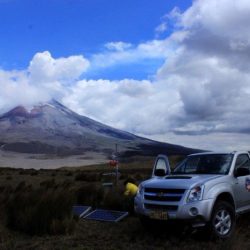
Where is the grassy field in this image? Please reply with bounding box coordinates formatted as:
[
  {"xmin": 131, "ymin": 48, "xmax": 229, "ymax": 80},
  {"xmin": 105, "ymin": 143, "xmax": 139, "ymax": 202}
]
[{"xmin": 0, "ymin": 155, "xmax": 250, "ymax": 250}]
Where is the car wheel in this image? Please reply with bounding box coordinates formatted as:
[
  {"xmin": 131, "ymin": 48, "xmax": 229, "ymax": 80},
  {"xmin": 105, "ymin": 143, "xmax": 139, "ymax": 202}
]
[{"xmin": 208, "ymin": 200, "xmax": 235, "ymax": 239}]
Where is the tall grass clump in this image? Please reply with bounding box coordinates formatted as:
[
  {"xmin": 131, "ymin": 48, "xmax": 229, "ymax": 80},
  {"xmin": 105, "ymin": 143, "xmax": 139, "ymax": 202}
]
[
  {"xmin": 6, "ymin": 186, "xmax": 75, "ymax": 235},
  {"xmin": 76, "ymin": 184, "xmax": 104, "ymax": 208},
  {"xmin": 102, "ymin": 188, "xmax": 125, "ymax": 211},
  {"xmin": 75, "ymin": 172, "xmax": 101, "ymax": 182}
]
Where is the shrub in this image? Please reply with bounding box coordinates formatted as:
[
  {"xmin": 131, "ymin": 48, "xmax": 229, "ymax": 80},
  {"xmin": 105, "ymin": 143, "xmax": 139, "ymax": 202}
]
[
  {"xmin": 74, "ymin": 172, "xmax": 87, "ymax": 181},
  {"xmin": 0, "ymin": 185, "xmax": 5, "ymax": 192},
  {"xmin": 50, "ymin": 217, "xmax": 75, "ymax": 235},
  {"xmin": 101, "ymin": 186, "xmax": 129, "ymax": 211},
  {"xmin": 76, "ymin": 184, "xmax": 133, "ymax": 212},
  {"xmin": 15, "ymin": 181, "xmax": 32, "ymax": 193},
  {"xmin": 40, "ymin": 179, "xmax": 56, "ymax": 189},
  {"xmin": 19, "ymin": 170, "xmax": 26, "ymax": 175},
  {"xmin": 30, "ymin": 171, "xmax": 38, "ymax": 176},
  {"xmin": 65, "ymin": 171, "xmax": 73, "ymax": 176},
  {"xmin": 6, "ymin": 187, "xmax": 75, "ymax": 235},
  {"xmin": 62, "ymin": 180, "xmax": 73, "ymax": 188},
  {"xmin": 75, "ymin": 172, "xmax": 101, "ymax": 182},
  {"xmin": 16, "ymin": 180, "xmax": 25, "ymax": 187},
  {"xmin": 134, "ymin": 173, "xmax": 144, "ymax": 182},
  {"xmin": 76, "ymin": 184, "xmax": 104, "ymax": 207},
  {"xmin": 0, "ymin": 185, "xmax": 13, "ymax": 205},
  {"xmin": 119, "ymin": 174, "xmax": 128, "ymax": 180}
]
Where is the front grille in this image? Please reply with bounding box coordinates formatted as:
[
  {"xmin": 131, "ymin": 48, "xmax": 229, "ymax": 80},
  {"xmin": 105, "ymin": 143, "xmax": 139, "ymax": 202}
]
[
  {"xmin": 144, "ymin": 203, "xmax": 178, "ymax": 211},
  {"xmin": 144, "ymin": 188, "xmax": 185, "ymax": 194},
  {"xmin": 144, "ymin": 195, "xmax": 180, "ymax": 202},
  {"xmin": 144, "ymin": 187, "xmax": 185, "ymax": 202}
]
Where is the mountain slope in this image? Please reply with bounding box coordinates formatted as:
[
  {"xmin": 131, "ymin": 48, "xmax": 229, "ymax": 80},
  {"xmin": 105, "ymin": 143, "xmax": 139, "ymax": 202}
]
[{"xmin": 0, "ymin": 100, "xmax": 198, "ymax": 157}]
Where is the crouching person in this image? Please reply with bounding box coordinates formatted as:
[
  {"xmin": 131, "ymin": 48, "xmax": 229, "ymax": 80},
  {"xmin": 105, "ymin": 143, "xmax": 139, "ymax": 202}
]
[{"xmin": 123, "ymin": 178, "xmax": 138, "ymax": 214}]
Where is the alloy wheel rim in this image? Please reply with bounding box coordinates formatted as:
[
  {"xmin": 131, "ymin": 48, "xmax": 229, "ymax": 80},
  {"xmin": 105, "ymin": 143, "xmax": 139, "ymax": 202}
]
[{"xmin": 213, "ymin": 209, "xmax": 232, "ymax": 236}]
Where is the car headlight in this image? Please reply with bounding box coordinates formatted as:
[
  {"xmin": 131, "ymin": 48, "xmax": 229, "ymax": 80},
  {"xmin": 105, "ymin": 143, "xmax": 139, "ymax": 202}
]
[
  {"xmin": 137, "ymin": 184, "xmax": 144, "ymax": 196},
  {"xmin": 187, "ymin": 185, "xmax": 204, "ymax": 203}
]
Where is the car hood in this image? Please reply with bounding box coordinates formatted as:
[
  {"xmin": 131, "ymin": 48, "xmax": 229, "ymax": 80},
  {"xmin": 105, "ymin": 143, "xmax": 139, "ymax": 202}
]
[{"xmin": 142, "ymin": 174, "xmax": 223, "ymax": 190}]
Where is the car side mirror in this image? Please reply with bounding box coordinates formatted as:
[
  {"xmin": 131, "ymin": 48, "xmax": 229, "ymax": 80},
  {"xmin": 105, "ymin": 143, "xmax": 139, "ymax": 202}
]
[
  {"xmin": 235, "ymin": 167, "xmax": 250, "ymax": 177},
  {"xmin": 152, "ymin": 155, "xmax": 171, "ymax": 177},
  {"xmin": 154, "ymin": 169, "xmax": 166, "ymax": 177}
]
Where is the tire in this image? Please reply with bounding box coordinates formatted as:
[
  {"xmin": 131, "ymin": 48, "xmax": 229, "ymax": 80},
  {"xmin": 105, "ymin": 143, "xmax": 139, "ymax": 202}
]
[{"xmin": 206, "ymin": 200, "xmax": 236, "ymax": 240}]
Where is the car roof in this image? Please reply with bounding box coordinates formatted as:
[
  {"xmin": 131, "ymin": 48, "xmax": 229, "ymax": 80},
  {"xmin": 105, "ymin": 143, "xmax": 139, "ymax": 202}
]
[{"xmin": 189, "ymin": 151, "xmax": 249, "ymax": 157}]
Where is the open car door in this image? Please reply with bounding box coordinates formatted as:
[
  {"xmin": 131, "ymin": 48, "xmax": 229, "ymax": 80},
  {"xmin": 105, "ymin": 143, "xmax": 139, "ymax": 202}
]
[{"xmin": 152, "ymin": 154, "xmax": 171, "ymax": 177}]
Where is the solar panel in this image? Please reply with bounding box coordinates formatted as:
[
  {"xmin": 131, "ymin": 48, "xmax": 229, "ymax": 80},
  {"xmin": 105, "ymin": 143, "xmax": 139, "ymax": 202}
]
[
  {"xmin": 72, "ymin": 206, "xmax": 92, "ymax": 218},
  {"xmin": 84, "ymin": 209, "xmax": 128, "ymax": 222}
]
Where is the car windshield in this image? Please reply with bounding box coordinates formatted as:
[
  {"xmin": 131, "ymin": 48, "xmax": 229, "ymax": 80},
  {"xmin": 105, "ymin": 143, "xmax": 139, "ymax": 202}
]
[{"xmin": 172, "ymin": 154, "xmax": 233, "ymax": 175}]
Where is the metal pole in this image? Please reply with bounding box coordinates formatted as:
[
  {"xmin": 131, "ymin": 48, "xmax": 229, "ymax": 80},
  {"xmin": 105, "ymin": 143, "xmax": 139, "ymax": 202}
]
[
  {"xmin": 115, "ymin": 163, "xmax": 118, "ymax": 186},
  {"xmin": 115, "ymin": 143, "xmax": 118, "ymax": 185}
]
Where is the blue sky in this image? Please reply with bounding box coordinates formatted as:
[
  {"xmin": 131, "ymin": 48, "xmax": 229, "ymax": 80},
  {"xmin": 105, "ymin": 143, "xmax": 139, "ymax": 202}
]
[
  {"xmin": 0, "ymin": 0, "xmax": 191, "ymax": 79},
  {"xmin": 1, "ymin": 0, "xmax": 250, "ymax": 151}
]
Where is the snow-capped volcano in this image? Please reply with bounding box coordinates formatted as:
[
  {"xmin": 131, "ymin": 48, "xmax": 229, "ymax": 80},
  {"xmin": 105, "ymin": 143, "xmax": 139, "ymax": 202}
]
[{"xmin": 0, "ymin": 100, "xmax": 197, "ymax": 157}]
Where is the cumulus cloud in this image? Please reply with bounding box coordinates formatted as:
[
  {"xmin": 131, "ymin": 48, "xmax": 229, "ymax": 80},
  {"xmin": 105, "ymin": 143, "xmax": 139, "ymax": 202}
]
[
  {"xmin": 62, "ymin": 79, "xmax": 157, "ymax": 131},
  {"xmin": 91, "ymin": 38, "xmax": 174, "ymax": 68},
  {"xmin": 0, "ymin": 69, "xmax": 50, "ymax": 112},
  {"xmin": 155, "ymin": 0, "xmax": 250, "ymax": 136},
  {"xmin": 61, "ymin": 77, "xmax": 181, "ymax": 137},
  {"xmin": 29, "ymin": 51, "xmax": 89, "ymax": 83},
  {"xmin": 0, "ymin": 52, "xmax": 90, "ymax": 113}
]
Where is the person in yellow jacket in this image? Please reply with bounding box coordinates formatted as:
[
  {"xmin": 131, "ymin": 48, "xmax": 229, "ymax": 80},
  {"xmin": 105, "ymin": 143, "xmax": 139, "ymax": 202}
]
[
  {"xmin": 124, "ymin": 178, "xmax": 138, "ymax": 196},
  {"xmin": 123, "ymin": 178, "xmax": 138, "ymax": 213}
]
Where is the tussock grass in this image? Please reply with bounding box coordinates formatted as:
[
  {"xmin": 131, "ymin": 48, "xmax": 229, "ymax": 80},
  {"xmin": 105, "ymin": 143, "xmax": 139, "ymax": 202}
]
[{"xmin": 6, "ymin": 186, "xmax": 75, "ymax": 236}]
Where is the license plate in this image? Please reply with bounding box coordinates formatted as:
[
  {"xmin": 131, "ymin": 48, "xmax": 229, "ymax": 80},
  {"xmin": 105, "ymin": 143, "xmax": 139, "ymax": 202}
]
[{"xmin": 149, "ymin": 210, "xmax": 168, "ymax": 220}]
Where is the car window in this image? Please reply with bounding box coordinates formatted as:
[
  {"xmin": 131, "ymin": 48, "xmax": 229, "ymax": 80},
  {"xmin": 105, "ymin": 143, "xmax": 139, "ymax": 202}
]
[
  {"xmin": 235, "ymin": 154, "xmax": 250, "ymax": 170},
  {"xmin": 184, "ymin": 157, "xmax": 200, "ymax": 173},
  {"xmin": 155, "ymin": 158, "xmax": 167, "ymax": 171},
  {"xmin": 173, "ymin": 154, "xmax": 233, "ymax": 175},
  {"xmin": 154, "ymin": 158, "xmax": 168, "ymax": 176}
]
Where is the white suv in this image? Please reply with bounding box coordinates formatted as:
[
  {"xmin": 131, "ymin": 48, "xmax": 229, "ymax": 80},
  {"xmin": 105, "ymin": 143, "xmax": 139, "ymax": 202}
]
[{"xmin": 134, "ymin": 151, "xmax": 250, "ymax": 239}]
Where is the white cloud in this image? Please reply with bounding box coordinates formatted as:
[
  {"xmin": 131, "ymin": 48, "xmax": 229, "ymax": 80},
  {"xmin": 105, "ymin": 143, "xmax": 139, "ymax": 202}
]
[
  {"xmin": 154, "ymin": 0, "xmax": 250, "ymax": 137},
  {"xmin": 0, "ymin": 52, "xmax": 90, "ymax": 113},
  {"xmin": 61, "ymin": 77, "xmax": 181, "ymax": 136},
  {"xmin": 155, "ymin": 22, "xmax": 168, "ymax": 37},
  {"xmin": 104, "ymin": 42, "xmax": 132, "ymax": 51},
  {"xmin": 91, "ymin": 38, "xmax": 174, "ymax": 68},
  {"xmin": 62, "ymin": 79, "xmax": 156, "ymax": 131},
  {"xmin": 28, "ymin": 51, "xmax": 89, "ymax": 83},
  {"xmin": 0, "ymin": 69, "xmax": 50, "ymax": 112},
  {"xmin": 144, "ymin": 132, "xmax": 250, "ymax": 152},
  {"xmin": 180, "ymin": 0, "xmax": 250, "ymax": 41}
]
